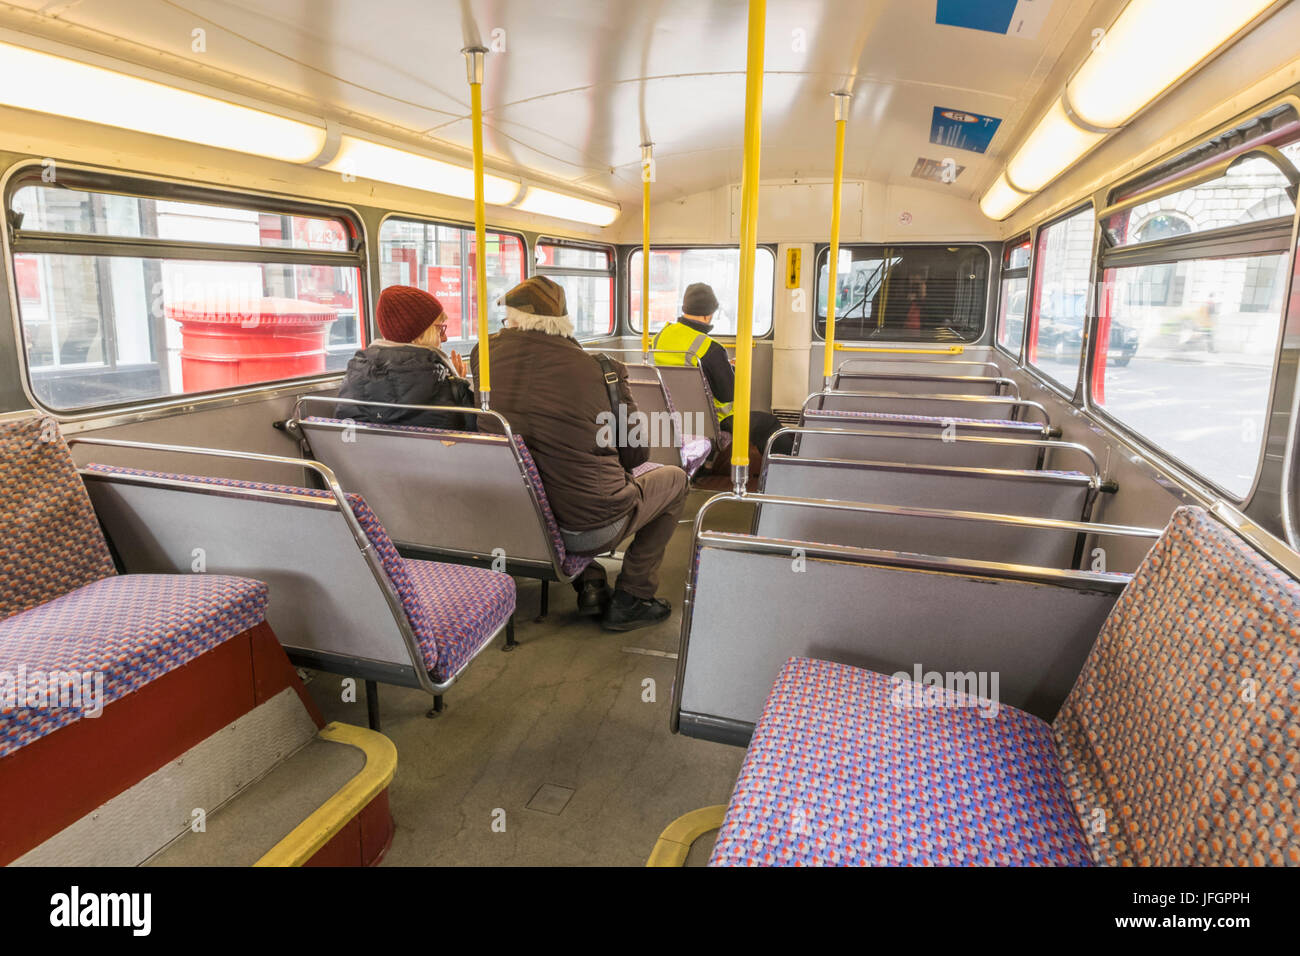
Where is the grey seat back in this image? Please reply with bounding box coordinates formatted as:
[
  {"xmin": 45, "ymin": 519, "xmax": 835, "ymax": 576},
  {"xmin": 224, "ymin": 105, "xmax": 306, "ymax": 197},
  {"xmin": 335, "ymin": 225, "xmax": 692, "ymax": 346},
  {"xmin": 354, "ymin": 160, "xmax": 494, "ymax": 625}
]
[
  {"xmin": 831, "ymin": 372, "xmax": 1012, "ymax": 397},
  {"xmin": 625, "ymin": 377, "xmax": 686, "ymax": 467},
  {"xmin": 80, "ymin": 462, "xmax": 430, "ymax": 691},
  {"xmin": 654, "ymin": 365, "xmax": 720, "ymax": 444},
  {"xmin": 298, "ymin": 416, "xmax": 563, "ymax": 575},
  {"xmin": 813, "ymin": 390, "xmax": 1029, "ymax": 422},
  {"xmin": 674, "ymin": 519, "xmax": 1131, "ymax": 745},
  {"xmin": 837, "ymin": 358, "xmax": 1000, "ymax": 378},
  {"xmin": 757, "ymin": 456, "xmax": 1096, "ymax": 567}
]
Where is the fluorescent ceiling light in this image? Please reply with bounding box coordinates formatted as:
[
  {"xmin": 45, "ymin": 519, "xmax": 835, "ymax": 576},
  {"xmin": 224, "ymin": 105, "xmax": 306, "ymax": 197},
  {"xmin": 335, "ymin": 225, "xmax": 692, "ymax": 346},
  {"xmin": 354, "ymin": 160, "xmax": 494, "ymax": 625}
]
[
  {"xmin": 1006, "ymin": 97, "xmax": 1106, "ymax": 193},
  {"xmin": 1067, "ymin": 0, "xmax": 1275, "ymax": 130},
  {"xmin": 323, "ymin": 136, "xmax": 520, "ymax": 206},
  {"xmin": 0, "ymin": 40, "xmax": 327, "ymax": 163},
  {"xmin": 979, "ymin": 173, "xmax": 1031, "ymax": 221},
  {"xmin": 514, "ymin": 186, "xmax": 620, "ymax": 227}
]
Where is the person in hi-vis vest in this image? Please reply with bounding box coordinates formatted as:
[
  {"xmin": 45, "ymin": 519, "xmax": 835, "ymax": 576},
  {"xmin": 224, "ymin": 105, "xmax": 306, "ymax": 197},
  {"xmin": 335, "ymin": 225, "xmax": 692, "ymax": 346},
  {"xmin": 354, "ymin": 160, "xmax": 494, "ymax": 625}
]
[{"xmin": 653, "ymin": 282, "xmax": 795, "ymax": 461}]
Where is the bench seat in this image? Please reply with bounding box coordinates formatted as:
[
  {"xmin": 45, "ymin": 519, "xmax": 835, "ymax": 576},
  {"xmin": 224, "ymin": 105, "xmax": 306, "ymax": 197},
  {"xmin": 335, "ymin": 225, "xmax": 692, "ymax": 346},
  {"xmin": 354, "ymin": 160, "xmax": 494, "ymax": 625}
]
[
  {"xmin": 0, "ymin": 573, "xmax": 268, "ymax": 758},
  {"xmin": 708, "ymin": 657, "xmax": 1093, "ymax": 866},
  {"xmin": 83, "ymin": 464, "xmax": 516, "ymax": 685},
  {"xmin": 810, "ymin": 409, "xmax": 1038, "ymax": 429}
]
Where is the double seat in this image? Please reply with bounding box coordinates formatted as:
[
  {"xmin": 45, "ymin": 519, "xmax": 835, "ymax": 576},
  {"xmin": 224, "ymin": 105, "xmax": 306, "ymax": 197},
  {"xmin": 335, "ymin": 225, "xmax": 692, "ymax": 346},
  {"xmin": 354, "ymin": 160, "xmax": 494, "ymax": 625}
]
[
  {"xmin": 709, "ymin": 506, "xmax": 1300, "ymax": 866},
  {"xmin": 0, "ymin": 416, "xmax": 269, "ymax": 758},
  {"xmin": 80, "ymin": 460, "xmax": 516, "ymax": 707}
]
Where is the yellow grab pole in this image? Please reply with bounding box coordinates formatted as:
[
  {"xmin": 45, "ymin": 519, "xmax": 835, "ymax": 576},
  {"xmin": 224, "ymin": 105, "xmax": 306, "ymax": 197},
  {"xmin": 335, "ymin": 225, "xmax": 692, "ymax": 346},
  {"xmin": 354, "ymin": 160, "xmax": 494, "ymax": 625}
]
[
  {"xmin": 640, "ymin": 142, "xmax": 653, "ymax": 362},
  {"xmin": 822, "ymin": 92, "xmax": 851, "ymax": 388},
  {"xmin": 464, "ymin": 46, "xmax": 491, "ymax": 409},
  {"xmin": 731, "ymin": 0, "xmax": 766, "ymax": 494}
]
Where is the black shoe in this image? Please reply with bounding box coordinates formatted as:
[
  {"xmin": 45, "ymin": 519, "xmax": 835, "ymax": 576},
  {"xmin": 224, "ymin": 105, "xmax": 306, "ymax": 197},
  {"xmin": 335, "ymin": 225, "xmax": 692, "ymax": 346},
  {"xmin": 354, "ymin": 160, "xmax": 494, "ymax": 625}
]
[
  {"xmin": 576, "ymin": 580, "xmax": 611, "ymax": 617},
  {"xmin": 600, "ymin": 591, "xmax": 671, "ymax": 631}
]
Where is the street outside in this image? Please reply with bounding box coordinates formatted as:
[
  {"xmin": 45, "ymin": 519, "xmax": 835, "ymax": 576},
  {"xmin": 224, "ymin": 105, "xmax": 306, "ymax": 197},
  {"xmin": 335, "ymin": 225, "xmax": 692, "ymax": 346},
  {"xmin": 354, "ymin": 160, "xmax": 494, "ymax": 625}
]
[{"xmin": 1033, "ymin": 350, "xmax": 1273, "ymax": 496}]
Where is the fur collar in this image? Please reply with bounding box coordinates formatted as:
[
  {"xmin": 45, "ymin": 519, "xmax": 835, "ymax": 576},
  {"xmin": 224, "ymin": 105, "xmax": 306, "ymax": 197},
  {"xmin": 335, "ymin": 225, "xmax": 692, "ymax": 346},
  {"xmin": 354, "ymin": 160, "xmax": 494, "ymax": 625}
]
[{"xmin": 503, "ymin": 305, "xmax": 574, "ymax": 338}]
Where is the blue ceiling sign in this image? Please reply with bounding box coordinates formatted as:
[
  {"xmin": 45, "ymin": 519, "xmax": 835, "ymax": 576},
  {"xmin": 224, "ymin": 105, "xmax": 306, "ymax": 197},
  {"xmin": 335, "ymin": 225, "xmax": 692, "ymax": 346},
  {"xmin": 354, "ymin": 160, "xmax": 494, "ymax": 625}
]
[
  {"xmin": 935, "ymin": 0, "xmax": 1019, "ymax": 34},
  {"xmin": 929, "ymin": 107, "xmax": 1002, "ymax": 154}
]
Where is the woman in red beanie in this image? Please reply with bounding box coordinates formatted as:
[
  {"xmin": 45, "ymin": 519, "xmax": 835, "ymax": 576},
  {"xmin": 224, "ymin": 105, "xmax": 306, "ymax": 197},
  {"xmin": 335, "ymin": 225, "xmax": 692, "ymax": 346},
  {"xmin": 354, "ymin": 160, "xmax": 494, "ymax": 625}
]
[{"xmin": 336, "ymin": 285, "xmax": 476, "ymax": 429}]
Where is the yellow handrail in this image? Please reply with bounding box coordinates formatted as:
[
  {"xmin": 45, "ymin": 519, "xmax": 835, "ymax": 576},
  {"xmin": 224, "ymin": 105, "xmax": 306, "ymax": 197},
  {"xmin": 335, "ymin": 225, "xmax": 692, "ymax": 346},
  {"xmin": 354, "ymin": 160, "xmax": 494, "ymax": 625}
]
[
  {"xmin": 822, "ymin": 92, "xmax": 851, "ymax": 387},
  {"xmin": 731, "ymin": 0, "xmax": 766, "ymax": 493},
  {"xmin": 641, "ymin": 142, "xmax": 653, "ymax": 360},
  {"xmin": 465, "ymin": 47, "xmax": 491, "ymax": 408}
]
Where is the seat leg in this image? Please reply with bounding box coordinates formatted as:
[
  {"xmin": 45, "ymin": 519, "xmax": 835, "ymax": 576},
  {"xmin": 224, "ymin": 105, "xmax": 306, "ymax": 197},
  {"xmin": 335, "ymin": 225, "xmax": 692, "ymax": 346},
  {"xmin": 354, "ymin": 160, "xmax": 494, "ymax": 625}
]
[
  {"xmin": 426, "ymin": 694, "xmax": 445, "ymax": 719},
  {"xmin": 534, "ymin": 579, "xmax": 549, "ymax": 622},
  {"xmin": 503, "ymin": 614, "xmax": 518, "ymax": 652},
  {"xmin": 365, "ymin": 680, "xmax": 381, "ymax": 732}
]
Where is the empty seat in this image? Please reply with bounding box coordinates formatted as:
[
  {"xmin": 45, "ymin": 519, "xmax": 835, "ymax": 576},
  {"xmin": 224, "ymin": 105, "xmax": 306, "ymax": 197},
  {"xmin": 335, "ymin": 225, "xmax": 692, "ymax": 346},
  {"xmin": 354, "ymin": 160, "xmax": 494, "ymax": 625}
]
[
  {"xmin": 625, "ymin": 377, "xmax": 712, "ymax": 476},
  {"xmin": 709, "ymin": 657, "xmax": 1092, "ymax": 866},
  {"xmin": 80, "ymin": 459, "xmax": 515, "ymax": 705},
  {"xmin": 708, "ymin": 506, "xmax": 1300, "ymax": 866},
  {"xmin": 809, "ymin": 390, "xmax": 1045, "ymax": 425},
  {"xmin": 789, "ymin": 423, "xmax": 1066, "ymax": 470},
  {"xmin": 830, "ymin": 371, "xmax": 1016, "ymax": 397},
  {"xmin": 0, "ymin": 416, "xmax": 271, "ymax": 757}
]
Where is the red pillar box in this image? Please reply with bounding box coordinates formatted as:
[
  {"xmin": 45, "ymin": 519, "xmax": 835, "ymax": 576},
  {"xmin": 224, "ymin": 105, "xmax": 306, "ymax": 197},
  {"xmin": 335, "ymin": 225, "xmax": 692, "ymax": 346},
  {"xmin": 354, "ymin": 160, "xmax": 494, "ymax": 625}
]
[{"xmin": 168, "ymin": 297, "xmax": 339, "ymax": 392}]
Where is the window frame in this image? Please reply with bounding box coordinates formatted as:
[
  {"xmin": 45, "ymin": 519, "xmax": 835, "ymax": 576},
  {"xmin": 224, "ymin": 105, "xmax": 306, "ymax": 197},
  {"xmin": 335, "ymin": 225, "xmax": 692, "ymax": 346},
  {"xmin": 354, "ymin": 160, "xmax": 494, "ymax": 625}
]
[
  {"xmin": 624, "ymin": 242, "xmax": 778, "ymax": 339},
  {"xmin": 993, "ymin": 234, "xmax": 1031, "ymax": 361},
  {"xmin": 1023, "ymin": 203, "xmax": 1097, "ymax": 402},
  {"xmin": 1080, "ymin": 144, "xmax": 1300, "ymax": 504},
  {"xmin": 810, "ymin": 241, "xmax": 993, "ymax": 344},
  {"xmin": 375, "ymin": 212, "xmax": 530, "ymax": 348},
  {"xmin": 3, "ymin": 161, "xmax": 369, "ymax": 419},
  {"xmin": 534, "ymin": 236, "xmax": 616, "ymax": 340}
]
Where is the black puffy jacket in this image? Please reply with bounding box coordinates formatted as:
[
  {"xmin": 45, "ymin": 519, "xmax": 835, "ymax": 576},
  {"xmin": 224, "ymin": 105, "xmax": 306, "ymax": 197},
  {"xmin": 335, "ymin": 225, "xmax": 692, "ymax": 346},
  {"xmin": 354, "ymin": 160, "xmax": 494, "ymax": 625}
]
[{"xmin": 336, "ymin": 342, "xmax": 476, "ymax": 430}]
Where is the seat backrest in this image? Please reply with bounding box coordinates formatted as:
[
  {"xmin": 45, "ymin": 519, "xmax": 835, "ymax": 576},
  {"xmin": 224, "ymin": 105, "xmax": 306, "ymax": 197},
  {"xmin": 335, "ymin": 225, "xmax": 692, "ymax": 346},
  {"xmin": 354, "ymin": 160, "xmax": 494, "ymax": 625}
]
[
  {"xmin": 676, "ymin": 529, "xmax": 1127, "ymax": 744},
  {"xmin": 793, "ymin": 426, "xmax": 1046, "ymax": 469},
  {"xmin": 831, "ymin": 372, "xmax": 1006, "ymax": 397},
  {"xmin": 1053, "ymin": 506, "xmax": 1300, "ymax": 866},
  {"xmin": 758, "ymin": 456, "xmax": 1094, "ymax": 567},
  {"xmin": 815, "ymin": 390, "xmax": 1024, "ymax": 422},
  {"xmin": 625, "ymin": 379, "xmax": 686, "ymax": 468},
  {"xmin": 837, "ymin": 358, "xmax": 1000, "ymax": 378},
  {"xmin": 654, "ymin": 365, "xmax": 720, "ymax": 444},
  {"xmin": 298, "ymin": 417, "xmax": 586, "ymax": 579},
  {"xmin": 81, "ymin": 464, "xmax": 434, "ymax": 688},
  {"xmin": 0, "ymin": 416, "xmax": 116, "ymax": 619}
]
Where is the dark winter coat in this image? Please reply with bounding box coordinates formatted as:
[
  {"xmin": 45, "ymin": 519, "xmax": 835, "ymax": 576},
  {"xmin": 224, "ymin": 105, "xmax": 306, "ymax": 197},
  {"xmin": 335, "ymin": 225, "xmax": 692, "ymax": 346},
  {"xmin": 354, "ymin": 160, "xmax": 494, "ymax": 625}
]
[{"xmin": 336, "ymin": 341, "xmax": 476, "ymax": 430}]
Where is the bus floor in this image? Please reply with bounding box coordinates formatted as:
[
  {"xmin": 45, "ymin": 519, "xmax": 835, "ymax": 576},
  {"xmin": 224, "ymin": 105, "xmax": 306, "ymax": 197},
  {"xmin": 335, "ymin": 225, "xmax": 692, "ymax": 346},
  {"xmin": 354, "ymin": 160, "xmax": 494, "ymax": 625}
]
[{"xmin": 307, "ymin": 487, "xmax": 753, "ymax": 866}]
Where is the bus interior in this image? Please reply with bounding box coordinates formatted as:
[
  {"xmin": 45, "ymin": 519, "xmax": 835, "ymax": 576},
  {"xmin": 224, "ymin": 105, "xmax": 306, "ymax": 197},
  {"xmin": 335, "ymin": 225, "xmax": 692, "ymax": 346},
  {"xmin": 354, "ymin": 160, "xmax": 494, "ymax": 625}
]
[{"xmin": 0, "ymin": 0, "xmax": 1298, "ymax": 888}]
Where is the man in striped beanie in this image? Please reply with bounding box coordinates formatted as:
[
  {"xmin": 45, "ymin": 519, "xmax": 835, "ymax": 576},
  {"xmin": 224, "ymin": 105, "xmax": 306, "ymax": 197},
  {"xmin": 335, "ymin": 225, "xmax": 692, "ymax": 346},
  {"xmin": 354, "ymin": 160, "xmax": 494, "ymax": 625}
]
[{"xmin": 472, "ymin": 277, "xmax": 687, "ymax": 632}]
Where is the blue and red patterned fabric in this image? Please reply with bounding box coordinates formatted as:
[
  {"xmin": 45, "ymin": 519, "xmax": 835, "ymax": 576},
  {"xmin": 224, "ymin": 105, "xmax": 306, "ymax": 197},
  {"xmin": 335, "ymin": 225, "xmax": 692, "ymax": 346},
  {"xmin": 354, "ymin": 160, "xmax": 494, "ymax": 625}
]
[
  {"xmin": 302, "ymin": 416, "xmax": 593, "ymax": 579},
  {"xmin": 0, "ymin": 572, "xmax": 269, "ymax": 758},
  {"xmin": 709, "ymin": 657, "xmax": 1093, "ymax": 866},
  {"xmin": 0, "ymin": 417, "xmax": 117, "ymax": 620},
  {"xmin": 83, "ymin": 464, "xmax": 515, "ymax": 683},
  {"xmin": 1053, "ymin": 506, "xmax": 1300, "ymax": 866}
]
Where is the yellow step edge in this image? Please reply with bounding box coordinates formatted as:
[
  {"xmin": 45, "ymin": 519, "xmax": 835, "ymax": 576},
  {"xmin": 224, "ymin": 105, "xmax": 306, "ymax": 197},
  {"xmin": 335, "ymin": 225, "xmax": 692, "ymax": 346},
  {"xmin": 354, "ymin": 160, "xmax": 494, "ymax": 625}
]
[
  {"xmin": 254, "ymin": 721, "xmax": 398, "ymax": 867},
  {"xmin": 645, "ymin": 805, "xmax": 728, "ymax": 867}
]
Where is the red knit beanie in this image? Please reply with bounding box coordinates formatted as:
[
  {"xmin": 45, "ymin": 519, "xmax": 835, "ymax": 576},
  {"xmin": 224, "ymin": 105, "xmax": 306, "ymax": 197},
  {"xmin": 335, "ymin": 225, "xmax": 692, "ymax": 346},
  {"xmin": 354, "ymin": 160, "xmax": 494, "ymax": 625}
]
[{"xmin": 376, "ymin": 285, "xmax": 445, "ymax": 343}]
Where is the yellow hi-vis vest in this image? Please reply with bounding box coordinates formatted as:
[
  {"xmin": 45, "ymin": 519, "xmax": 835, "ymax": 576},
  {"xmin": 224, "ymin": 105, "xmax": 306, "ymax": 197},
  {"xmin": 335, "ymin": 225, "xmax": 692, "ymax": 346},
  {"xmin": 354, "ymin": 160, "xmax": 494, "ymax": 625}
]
[{"xmin": 653, "ymin": 320, "xmax": 735, "ymax": 424}]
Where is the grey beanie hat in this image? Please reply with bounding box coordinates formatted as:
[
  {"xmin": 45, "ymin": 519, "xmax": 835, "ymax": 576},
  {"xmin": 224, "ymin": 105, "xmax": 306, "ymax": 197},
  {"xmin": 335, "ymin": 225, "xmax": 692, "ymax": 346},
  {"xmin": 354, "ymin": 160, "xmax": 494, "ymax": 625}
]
[{"xmin": 681, "ymin": 282, "xmax": 719, "ymax": 317}]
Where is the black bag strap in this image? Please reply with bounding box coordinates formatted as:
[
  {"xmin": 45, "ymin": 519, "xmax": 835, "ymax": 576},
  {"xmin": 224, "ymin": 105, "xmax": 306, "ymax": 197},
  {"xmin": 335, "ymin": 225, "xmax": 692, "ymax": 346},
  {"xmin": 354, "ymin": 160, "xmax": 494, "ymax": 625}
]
[{"xmin": 594, "ymin": 353, "xmax": 624, "ymax": 445}]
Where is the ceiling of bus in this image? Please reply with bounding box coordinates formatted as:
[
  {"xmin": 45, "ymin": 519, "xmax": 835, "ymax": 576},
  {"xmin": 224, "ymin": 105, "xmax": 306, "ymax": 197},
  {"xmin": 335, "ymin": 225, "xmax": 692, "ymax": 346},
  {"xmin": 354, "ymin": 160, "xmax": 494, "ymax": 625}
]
[{"xmin": 1, "ymin": 0, "xmax": 1128, "ymax": 213}]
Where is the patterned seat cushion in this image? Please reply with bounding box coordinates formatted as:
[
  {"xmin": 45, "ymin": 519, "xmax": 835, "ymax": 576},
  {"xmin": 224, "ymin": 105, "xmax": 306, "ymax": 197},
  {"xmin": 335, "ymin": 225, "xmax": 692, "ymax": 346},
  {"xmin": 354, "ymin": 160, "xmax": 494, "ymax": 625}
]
[
  {"xmin": 1053, "ymin": 506, "xmax": 1300, "ymax": 866},
  {"xmin": 302, "ymin": 416, "xmax": 592, "ymax": 579},
  {"xmin": 404, "ymin": 559, "xmax": 516, "ymax": 682},
  {"xmin": 82, "ymin": 465, "xmax": 515, "ymax": 680},
  {"xmin": 0, "ymin": 573, "xmax": 268, "ymax": 757},
  {"xmin": 681, "ymin": 436, "xmax": 713, "ymax": 478},
  {"xmin": 709, "ymin": 657, "xmax": 1093, "ymax": 867},
  {"xmin": 0, "ymin": 417, "xmax": 117, "ymax": 620}
]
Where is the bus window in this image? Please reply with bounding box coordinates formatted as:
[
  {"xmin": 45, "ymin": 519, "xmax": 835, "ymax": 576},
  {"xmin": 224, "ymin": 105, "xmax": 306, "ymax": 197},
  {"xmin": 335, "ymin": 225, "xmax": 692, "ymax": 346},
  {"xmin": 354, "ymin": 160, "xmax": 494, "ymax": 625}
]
[
  {"xmin": 535, "ymin": 241, "xmax": 615, "ymax": 338},
  {"xmin": 1093, "ymin": 142, "xmax": 1300, "ymax": 498},
  {"xmin": 815, "ymin": 244, "xmax": 988, "ymax": 343},
  {"xmin": 1027, "ymin": 207, "xmax": 1094, "ymax": 390},
  {"xmin": 377, "ymin": 217, "xmax": 526, "ymax": 347},
  {"xmin": 628, "ymin": 246, "xmax": 775, "ymax": 336},
  {"xmin": 8, "ymin": 180, "xmax": 363, "ymax": 412},
  {"xmin": 996, "ymin": 237, "xmax": 1031, "ymax": 355}
]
